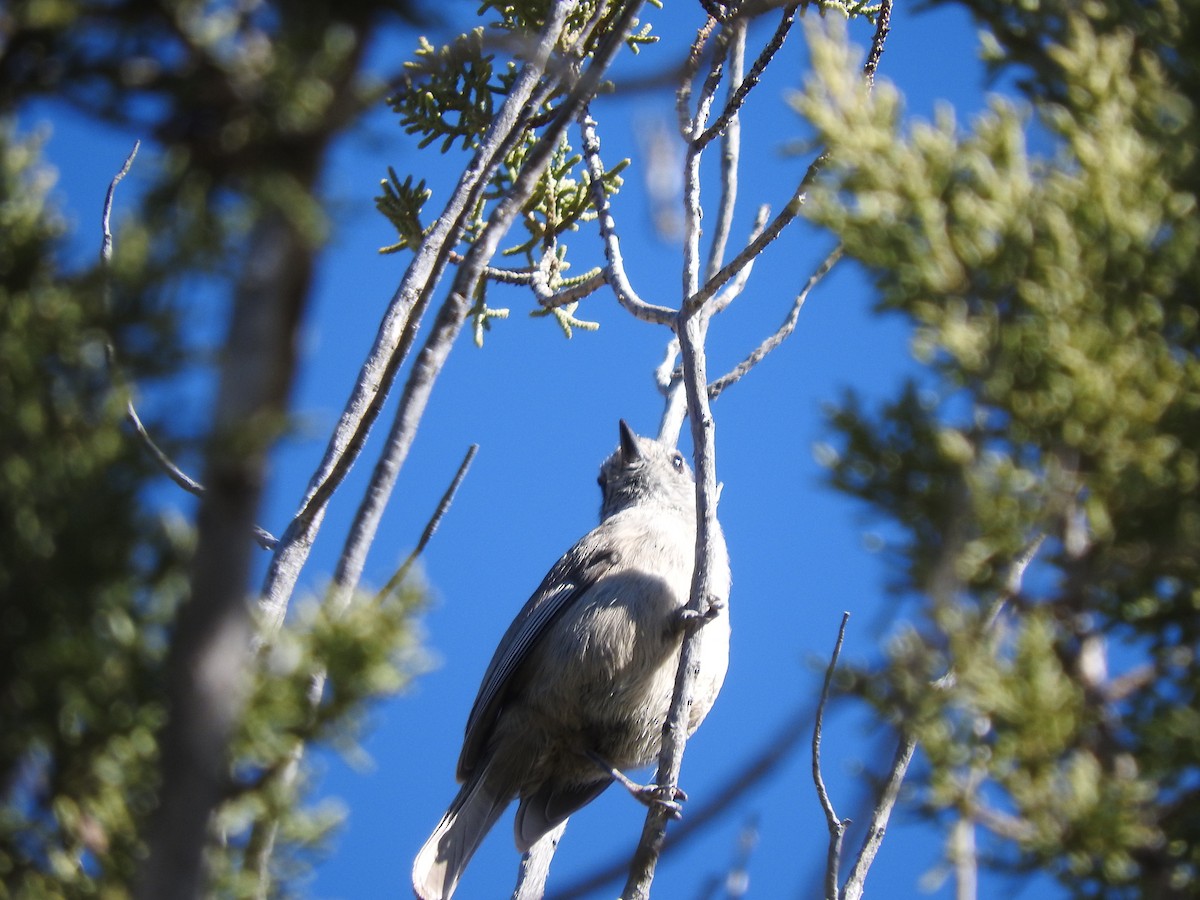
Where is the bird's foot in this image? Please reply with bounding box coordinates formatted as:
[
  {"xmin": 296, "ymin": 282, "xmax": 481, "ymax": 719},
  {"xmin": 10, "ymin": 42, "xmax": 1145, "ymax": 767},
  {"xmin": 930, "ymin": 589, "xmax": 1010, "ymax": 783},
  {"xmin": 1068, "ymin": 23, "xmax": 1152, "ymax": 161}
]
[
  {"xmin": 671, "ymin": 596, "xmax": 725, "ymax": 633},
  {"xmin": 624, "ymin": 779, "xmax": 688, "ymax": 818},
  {"xmin": 585, "ymin": 751, "xmax": 687, "ymax": 818}
]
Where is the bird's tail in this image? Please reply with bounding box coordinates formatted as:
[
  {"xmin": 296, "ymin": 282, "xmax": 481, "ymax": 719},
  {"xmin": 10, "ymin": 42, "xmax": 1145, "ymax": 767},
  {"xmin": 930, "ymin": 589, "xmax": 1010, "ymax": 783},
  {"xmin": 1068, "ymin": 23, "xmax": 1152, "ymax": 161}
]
[{"xmin": 412, "ymin": 769, "xmax": 509, "ymax": 900}]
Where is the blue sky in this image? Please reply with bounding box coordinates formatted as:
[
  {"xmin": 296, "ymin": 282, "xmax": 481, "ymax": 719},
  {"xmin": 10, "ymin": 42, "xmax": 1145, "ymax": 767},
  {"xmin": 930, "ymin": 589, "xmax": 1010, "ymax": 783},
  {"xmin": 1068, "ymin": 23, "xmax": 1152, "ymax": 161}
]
[{"xmin": 28, "ymin": 1, "xmax": 1064, "ymax": 897}]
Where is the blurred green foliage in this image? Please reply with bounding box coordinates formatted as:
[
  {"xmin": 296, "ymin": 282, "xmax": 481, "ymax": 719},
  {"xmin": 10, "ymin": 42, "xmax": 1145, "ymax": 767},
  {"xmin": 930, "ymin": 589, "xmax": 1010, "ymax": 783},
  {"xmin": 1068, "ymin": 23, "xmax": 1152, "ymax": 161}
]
[
  {"xmin": 0, "ymin": 123, "xmax": 182, "ymax": 896},
  {"xmin": 798, "ymin": 3, "xmax": 1199, "ymax": 894},
  {"xmin": 0, "ymin": 0, "xmax": 429, "ymax": 894}
]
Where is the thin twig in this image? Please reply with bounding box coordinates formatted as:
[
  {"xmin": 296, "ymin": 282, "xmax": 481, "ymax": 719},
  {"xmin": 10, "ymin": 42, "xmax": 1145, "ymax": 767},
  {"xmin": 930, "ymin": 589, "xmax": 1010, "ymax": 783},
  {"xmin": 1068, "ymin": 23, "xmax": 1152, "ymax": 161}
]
[
  {"xmin": 680, "ymin": 53, "xmax": 723, "ymax": 302},
  {"xmin": 863, "ymin": 0, "xmax": 893, "ymax": 88},
  {"xmin": 675, "ymin": 17, "xmax": 721, "ymax": 137},
  {"xmin": 683, "ymin": 151, "xmax": 825, "ymax": 317},
  {"xmin": 100, "ymin": 140, "xmax": 139, "ymax": 266},
  {"xmin": 447, "ymin": 251, "xmax": 538, "ymax": 285},
  {"xmin": 100, "ymin": 141, "xmax": 279, "ymax": 549},
  {"xmin": 704, "ymin": 17, "xmax": 746, "ymax": 283},
  {"xmin": 123, "ymin": 399, "xmax": 278, "ymax": 549},
  {"xmin": 377, "ymin": 443, "xmax": 478, "ymax": 601},
  {"xmin": 814, "ymin": 612, "xmax": 850, "ymax": 900},
  {"xmin": 695, "ymin": 3, "xmax": 799, "ymax": 150},
  {"xmin": 708, "ymin": 204, "xmax": 770, "ymax": 316},
  {"xmin": 843, "ymin": 534, "xmax": 1045, "ymax": 899},
  {"xmin": 708, "ymin": 243, "xmax": 843, "ymax": 399},
  {"xmin": 530, "ymin": 267, "xmax": 607, "ymax": 310},
  {"xmin": 124, "ymin": 400, "xmax": 203, "ymax": 496}
]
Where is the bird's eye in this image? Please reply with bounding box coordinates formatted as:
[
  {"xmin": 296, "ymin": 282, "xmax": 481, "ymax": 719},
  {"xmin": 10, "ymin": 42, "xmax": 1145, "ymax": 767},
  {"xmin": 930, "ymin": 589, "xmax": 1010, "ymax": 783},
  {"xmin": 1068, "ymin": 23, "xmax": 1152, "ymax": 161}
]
[{"xmin": 671, "ymin": 452, "xmax": 685, "ymax": 471}]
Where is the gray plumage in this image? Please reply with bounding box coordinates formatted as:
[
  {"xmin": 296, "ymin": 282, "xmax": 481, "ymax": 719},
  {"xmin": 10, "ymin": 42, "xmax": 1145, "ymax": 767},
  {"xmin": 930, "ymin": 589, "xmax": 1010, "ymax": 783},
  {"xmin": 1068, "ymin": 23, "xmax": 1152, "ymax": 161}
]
[{"xmin": 412, "ymin": 421, "xmax": 731, "ymax": 899}]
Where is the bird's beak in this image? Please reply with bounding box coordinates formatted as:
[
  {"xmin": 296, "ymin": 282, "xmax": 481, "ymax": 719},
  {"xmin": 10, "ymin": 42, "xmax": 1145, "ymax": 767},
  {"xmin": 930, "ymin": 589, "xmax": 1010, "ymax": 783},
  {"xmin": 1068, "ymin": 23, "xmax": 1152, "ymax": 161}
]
[{"xmin": 618, "ymin": 419, "xmax": 641, "ymax": 461}]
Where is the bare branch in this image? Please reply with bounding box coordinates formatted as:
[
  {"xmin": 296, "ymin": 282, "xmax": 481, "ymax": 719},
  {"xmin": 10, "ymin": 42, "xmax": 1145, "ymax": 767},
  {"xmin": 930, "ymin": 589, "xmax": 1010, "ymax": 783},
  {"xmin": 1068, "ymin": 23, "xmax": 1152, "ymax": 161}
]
[
  {"xmin": 708, "ymin": 243, "xmax": 843, "ymax": 399},
  {"xmin": 675, "ymin": 17, "xmax": 721, "ymax": 137},
  {"xmin": 680, "ymin": 53, "xmax": 724, "ymax": 303},
  {"xmin": 983, "ymin": 532, "xmax": 1046, "ymax": 630},
  {"xmin": 840, "ymin": 734, "xmax": 916, "ymax": 900},
  {"xmin": 447, "ymin": 251, "xmax": 538, "ymax": 285},
  {"xmin": 863, "ymin": 0, "xmax": 894, "ymax": 88},
  {"xmin": 659, "ymin": 35, "xmax": 727, "ymax": 439},
  {"xmin": 379, "ymin": 443, "xmax": 478, "ymax": 600},
  {"xmin": 578, "ymin": 110, "xmax": 676, "ymax": 326},
  {"xmin": 124, "ymin": 400, "xmax": 202, "ymax": 495},
  {"xmin": 814, "ymin": 612, "xmax": 850, "ymax": 900},
  {"xmin": 101, "ymin": 143, "xmax": 201, "ymax": 498},
  {"xmin": 842, "ymin": 530, "xmax": 1042, "ymax": 898},
  {"xmin": 100, "ymin": 140, "xmax": 139, "ymax": 267},
  {"xmin": 683, "ymin": 151, "xmax": 824, "ymax": 317},
  {"xmin": 950, "ymin": 768, "xmax": 983, "ymax": 900},
  {"xmin": 99, "ymin": 142, "xmax": 279, "ymax": 550},
  {"xmin": 122, "ymin": 399, "xmax": 279, "ymax": 549}
]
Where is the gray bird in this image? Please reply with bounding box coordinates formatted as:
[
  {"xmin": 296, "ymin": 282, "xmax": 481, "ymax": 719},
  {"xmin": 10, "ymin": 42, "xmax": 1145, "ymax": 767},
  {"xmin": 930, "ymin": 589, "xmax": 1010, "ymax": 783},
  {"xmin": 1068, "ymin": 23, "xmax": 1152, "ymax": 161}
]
[{"xmin": 412, "ymin": 420, "xmax": 731, "ymax": 899}]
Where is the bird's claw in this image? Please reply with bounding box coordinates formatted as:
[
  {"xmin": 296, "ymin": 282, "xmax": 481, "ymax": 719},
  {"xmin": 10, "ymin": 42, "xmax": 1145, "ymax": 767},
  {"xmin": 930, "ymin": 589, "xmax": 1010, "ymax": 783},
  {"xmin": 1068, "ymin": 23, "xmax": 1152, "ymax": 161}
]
[
  {"xmin": 631, "ymin": 783, "xmax": 688, "ymax": 818},
  {"xmin": 673, "ymin": 596, "xmax": 725, "ymax": 633},
  {"xmin": 587, "ymin": 751, "xmax": 689, "ymax": 818}
]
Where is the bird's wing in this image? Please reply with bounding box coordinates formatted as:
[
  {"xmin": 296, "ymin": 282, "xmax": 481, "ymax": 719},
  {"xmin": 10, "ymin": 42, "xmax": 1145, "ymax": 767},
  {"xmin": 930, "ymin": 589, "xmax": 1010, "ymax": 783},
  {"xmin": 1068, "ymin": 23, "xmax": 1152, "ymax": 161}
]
[{"xmin": 456, "ymin": 531, "xmax": 615, "ymax": 781}]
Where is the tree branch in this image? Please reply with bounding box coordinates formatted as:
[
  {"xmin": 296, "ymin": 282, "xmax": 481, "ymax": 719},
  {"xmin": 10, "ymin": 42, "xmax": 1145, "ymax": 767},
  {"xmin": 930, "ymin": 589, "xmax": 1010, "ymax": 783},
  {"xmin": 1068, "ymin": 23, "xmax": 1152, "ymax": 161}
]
[
  {"xmin": 708, "ymin": 203, "xmax": 770, "ymax": 317},
  {"xmin": 863, "ymin": 0, "xmax": 893, "ymax": 88},
  {"xmin": 622, "ymin": 218, "xmax": 726, "ymax": 897},
  {"xmin": 578, "ymin": 109, "xmax": 677, "ymax": 327},
  {"xmin": 100, "ymin": 140, "xmax": 278, "ymax": 551},
  {"xmin": 257, "ymin": 6, "xmax": 578, "ymax": 637},
  {"xmin": 814, "ymin": 612, "xmax": 851, "ymax": 900},
  {"xmin": 840, "ymin": 734, "xmax": 916, "ymax": 900},
  {"xmin": 514, "ymin": 822, "xmax": 569, "ymax": 900},
  {"xmin": 708, "ymin": 243, "xmax": 842, "ymax": 400},
  {"xmin": 100, "ymin": 139, "xmax": 138, "ymax": 266},
  {"xmin": 695, "ymin": 3, "xmax": 799, "ymax": 151},
  {"xmin": 552, "ymin": 702, "xmax": 816, "ymax": 898}
]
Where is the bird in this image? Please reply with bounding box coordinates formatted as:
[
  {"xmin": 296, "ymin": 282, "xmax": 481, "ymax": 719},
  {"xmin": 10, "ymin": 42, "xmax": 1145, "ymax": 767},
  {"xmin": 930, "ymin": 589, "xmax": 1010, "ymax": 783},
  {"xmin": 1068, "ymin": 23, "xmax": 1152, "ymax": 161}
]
[{"xmin": 412, "ymin": 420, "xmax": 731, "ymax": 899}]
